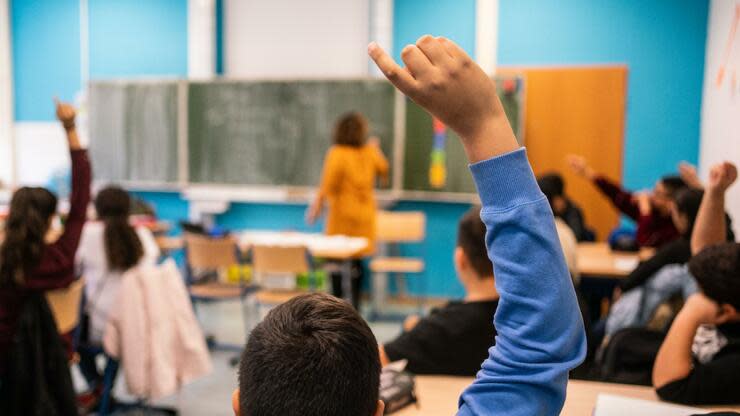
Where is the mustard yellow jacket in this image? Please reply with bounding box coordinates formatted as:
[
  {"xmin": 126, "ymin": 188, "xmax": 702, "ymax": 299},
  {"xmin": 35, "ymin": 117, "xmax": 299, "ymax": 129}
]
[{"xmin": 318, "ymin": 144, "xmax": 389, "ymax": 256}]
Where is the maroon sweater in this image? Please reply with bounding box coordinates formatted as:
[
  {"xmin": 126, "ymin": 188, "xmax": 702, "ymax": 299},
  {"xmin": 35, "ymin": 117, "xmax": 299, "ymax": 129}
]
[
  {"xmin": 0, "ymin": 149, "xmax": 91, "ymax": 374},
  {"xmin": 594, "ymin": 176, "xmax": 679, "ymax": 248}
]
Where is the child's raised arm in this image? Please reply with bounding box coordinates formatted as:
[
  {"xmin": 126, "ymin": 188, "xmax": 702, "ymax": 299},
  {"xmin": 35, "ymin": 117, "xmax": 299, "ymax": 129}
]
[
  {"xmin": 691, "ymin": 162, "xmax": 737, "ymax": 255},
  {"xmin": 369, "ymin": 37, "xmax": 586, "ymax": 416}
]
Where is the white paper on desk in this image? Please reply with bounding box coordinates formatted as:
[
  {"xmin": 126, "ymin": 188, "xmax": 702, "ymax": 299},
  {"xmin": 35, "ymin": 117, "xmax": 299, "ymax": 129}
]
[
  {"xmin": 593, "ymin": 394, "xmax": 703, "ymax": 416},
  {"xmin": 613, "ymin": 258, "xmax": 640, "ymax": 272}
]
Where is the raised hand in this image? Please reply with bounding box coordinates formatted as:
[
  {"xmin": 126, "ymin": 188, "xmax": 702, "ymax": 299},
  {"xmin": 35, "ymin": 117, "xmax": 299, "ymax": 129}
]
[
  {"xmin": 54, "ymin": 98, "xmax": 76, "ymax": 130},
  {"xmin": 633, "ymin": 192, "xmax": 652, "ymax": 216},
  {"xmin": 678, "ymin": 162, "xmax": 703, "ymax": 189},
  {"xmin": 368, "ymin": 36, "xmax": 518, "ymax": 162},
  {"xmin": 54, "ymin": 98, "xmax": 82, "ymax": 150},
  {"xmin": 566, "ymin": 154, "xmax": 595, "ymax": 180},
  {"xmin": 367, "ymin": 136, "xmax": 381, "ymax": 148},
  {"xmin": 707, "ymin": 162, "xmax": 738, "ymax": 194}
]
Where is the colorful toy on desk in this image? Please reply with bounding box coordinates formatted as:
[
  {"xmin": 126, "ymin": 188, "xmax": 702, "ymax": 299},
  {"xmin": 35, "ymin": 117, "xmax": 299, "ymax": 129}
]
[
  {"xmin": 429, "ymin": 117, "xmax": 447, "ymax": 189},
  {"xmin": 225, "ymin": 265, "xmax": 253, "ymax": 284},
  {"xmin": 296, "ymin": 270, "xmax": 328, "ymax": 291}
]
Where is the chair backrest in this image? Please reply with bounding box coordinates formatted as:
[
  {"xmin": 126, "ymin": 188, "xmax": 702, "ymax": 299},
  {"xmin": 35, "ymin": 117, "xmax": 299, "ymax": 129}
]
[
  {"xmin": 376, "ymin": 211, "xmax": 426, "ymax": 243},
  {"xmin": 46, "ymin": 278, "xmax": 85, "ymax": 334},
  {"xmin": 252, "ymin": 245, "xmax": 310, "ymax": 275},
  {"xmin": 184, "ymin": 233, "xmax": 239, "ymax": 269}
]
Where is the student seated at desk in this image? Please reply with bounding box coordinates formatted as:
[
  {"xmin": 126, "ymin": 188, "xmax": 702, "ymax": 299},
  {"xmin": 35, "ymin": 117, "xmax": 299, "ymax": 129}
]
[
  {"xmin": 378, "ymin": 207, "xmax": 498, "ymax": 376},
  {"xmin": 604, "ymin": 187, "xmax": 735, "ymax": 338},
  {"xmin": 0, "ymin": 101, "xmax": 90, "ymax": 414},
  {"xmin": 653, "ymin": 162, "xmax": 740, "ymax": 405},
  {"xmin": 568, "ymin": 155, "xmax": 687, "ymax": 248},
  {"xmin": 538, "ymin": 172, "xmax": 595, "ymax": 242},
  {"xmin": 231, "ymin": 36, "xmax": 585, "ymax": 416},
  {"xmin": 75, "ymin": 186, "xmax": 160, "ymax": 395}
]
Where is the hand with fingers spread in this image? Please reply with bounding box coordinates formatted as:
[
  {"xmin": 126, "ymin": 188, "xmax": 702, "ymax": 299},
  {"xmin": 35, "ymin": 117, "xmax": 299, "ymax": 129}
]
[
  {"xmin": 707, "ymin": 162, "xmax": 738, "ymax": 194},
  {"xmin": 368, "ymin": 36, "xmax": 518, "ymax": 162}
]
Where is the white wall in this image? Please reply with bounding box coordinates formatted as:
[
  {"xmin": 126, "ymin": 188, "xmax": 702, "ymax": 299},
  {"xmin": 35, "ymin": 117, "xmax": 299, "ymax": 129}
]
[
  {"xmin": 0, "ymin": 0, "xmax": 14, "ymax": 188},
  {"xmin": 224, "ymin": 0, "xmax": 371, "ymax": 78},
  {"xmin": 700, "ymin": 0, "xmax": 740, "ymax": 237},
  {"xmin": 14, "ymin": 122, "xmax": 69, "ymax": 186},
  {"xmin": 188, "ymin": 0, "xmax": 216, "ymax": 78}
]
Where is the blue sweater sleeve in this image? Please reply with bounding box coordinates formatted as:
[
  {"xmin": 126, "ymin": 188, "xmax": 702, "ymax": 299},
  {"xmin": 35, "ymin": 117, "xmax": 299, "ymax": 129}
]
[{"xmin": 458, "ymin": 148, "xmax": 587, "ymax": 416}]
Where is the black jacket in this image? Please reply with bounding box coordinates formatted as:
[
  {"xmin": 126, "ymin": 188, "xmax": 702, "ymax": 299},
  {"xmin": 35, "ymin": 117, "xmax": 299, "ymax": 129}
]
[{"xmin": 0, "ymin": 294, "xmax": 77, "ymax": 416}]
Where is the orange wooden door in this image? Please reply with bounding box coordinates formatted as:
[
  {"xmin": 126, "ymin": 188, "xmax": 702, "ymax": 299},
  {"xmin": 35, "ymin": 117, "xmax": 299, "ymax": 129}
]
[{"xmin": 501, "ymin": 66, "xmax": 628, "ymax": 241}]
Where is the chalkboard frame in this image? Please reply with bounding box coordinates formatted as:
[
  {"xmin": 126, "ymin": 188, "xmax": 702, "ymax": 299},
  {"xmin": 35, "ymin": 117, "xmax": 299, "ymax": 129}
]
[{"xmin": 88, "ymin": 75, "xmax": 523, "ymax": 203}]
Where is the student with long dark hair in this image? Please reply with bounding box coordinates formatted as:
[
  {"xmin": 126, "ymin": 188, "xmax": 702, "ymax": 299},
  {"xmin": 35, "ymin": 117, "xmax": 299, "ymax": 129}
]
[
  {"xmin": 75, "ymin": 186, "xmax": 160, "ymax": 392},
  {"xmin": 0, "ymin": 101, "xmax": 91, "ymax": 399}
]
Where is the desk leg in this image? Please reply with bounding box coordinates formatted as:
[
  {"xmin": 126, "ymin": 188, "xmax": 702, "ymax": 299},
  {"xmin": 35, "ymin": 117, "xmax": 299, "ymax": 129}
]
[
  {"xmin": 341, "ymin": 260, "xmax": 353, "ymax": 304},
  {"xmin": 371, "ymin": 271, "xmax": 388, "ymax": 319}
]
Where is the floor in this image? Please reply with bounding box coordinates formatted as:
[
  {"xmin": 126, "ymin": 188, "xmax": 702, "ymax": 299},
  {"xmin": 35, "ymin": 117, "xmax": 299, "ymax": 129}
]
[{"xmin": 73, "ymin": 298, "xmax": 415, "ymax": 416}]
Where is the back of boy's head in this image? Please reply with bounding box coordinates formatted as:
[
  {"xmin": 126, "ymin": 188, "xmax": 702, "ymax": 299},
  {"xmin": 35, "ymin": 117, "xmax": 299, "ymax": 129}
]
[
  {"xmin": 537, "ymin": 173, "xmax": 565, "ymax": 200},
  {"xmin": 689, "ymin": 243, "xmax": 740, "ymax": 310},
  {"xmin": 238, "ymin": 293, "xmax": 380, "ymax": 416},
  {"xmin": 457, "ymin": 207, "xmax": 494, "ymax": 278}
]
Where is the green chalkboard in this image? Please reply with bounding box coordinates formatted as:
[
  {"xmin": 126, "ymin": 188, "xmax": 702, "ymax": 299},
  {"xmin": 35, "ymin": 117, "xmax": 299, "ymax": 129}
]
[
  {"xmin": 88, "ymin": 81, "xmax": 180, "ymax": 183},
  {"xmin": 188, "ymin": 80, "xmax": 396, "ymax": 186},
  {"xmin": 402, "ymin": 75, "xmax": 525, "ymax": 194}
]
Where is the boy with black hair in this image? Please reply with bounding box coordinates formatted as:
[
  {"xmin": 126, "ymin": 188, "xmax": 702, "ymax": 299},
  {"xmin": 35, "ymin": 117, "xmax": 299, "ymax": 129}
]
[
  {"xmin": 653, "ymin": 162, "xmax": 740, "ymax": 405},
  {"xmin": 234, "ymin": 293, "xmax": 383, "ymax": 416},
  {"xmin": 379, "ymin": 207, "xmax": 499, "ymax": 376},
  {"xmin": 538, "ymin": 172, "xmax": 594, "ymax": 242},
  {"xmin": 233, "ymin": 35, "xmax": 586, "ymax": 416}
]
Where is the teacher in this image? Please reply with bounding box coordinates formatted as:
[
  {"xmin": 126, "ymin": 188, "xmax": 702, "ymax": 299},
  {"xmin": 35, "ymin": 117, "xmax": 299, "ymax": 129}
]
[{"xmin": 307, "ymin": 112, "xmax": 389, "ymax": 309}]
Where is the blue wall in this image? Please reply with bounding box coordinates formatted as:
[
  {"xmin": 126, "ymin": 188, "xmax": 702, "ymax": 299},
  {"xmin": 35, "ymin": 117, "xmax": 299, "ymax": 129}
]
[
  {"xmin": 131, "ymin": 191, "xmax": 190, "ymax": 236},
  {"xmin": 393, "ymin": 0, "xmax": 477, "ymax": 61},
  {"xmin": 498, "ymin": 0, "xmax": 709, "ymax": 190},
  {"xmin": 10, "ymin": 0, "xmax": 188, "ymax": 122},
  {"xmin": 88, "ymin": 0, "xmax": 188, "ymax": 78},
  {"xmin": 11, "ymin": 0, "xmax": 81, "ymax": 121}
]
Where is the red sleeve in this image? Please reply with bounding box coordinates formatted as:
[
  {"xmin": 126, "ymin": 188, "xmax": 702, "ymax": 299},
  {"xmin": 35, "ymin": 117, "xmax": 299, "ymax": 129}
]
[
  {"xmin": 25, "ymin": 149, "xmax": 91, "ymax": 291},
  {"xmin": 593, "ymin": 176, "xmax": 640, "ymax": 221}
]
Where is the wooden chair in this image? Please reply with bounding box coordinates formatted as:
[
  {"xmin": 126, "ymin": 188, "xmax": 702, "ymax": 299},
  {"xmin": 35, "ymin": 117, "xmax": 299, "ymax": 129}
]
[
  {"xmin": 46, "ymin": 278, "xmax": 85, "ymax": 334},
  {"xmin": 251, "ymin": 244, "xmax": 313, "ymax": 317},
  {"xmin": 184, "ymin": 233, "xmax": 256, "ymax": 351},
  {"xmin": 369, "ymin": 211, "xmax": 426, "ymax": 318}
]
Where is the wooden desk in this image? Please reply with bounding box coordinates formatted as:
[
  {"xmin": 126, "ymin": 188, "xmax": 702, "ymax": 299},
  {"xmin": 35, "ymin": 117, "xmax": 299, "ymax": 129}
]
[
  {"xmin": 155, "ymin": 235, "xmax": 184, "ymax": 253},
  {"xmin": 239, "ymin": 231, "xmax": 368, "ymax": 260},
  {"xmin": 239, "ymin": 231, "xmax": 368, "ymax": 303},
  {"xmin": 577, "ymin": 242, "xmax": 654, "ymax": 278},
  {"xmin": 396, "ymin": 377, "xmax": 740, "ymax": 415}
]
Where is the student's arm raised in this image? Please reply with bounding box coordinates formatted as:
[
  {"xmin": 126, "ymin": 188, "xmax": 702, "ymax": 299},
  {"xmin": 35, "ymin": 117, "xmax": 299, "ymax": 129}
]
[
  {"xmin": 652, "ymin": 293, "xmax": 734, "ymax": 392},
  {"xmin": 370, "ymin": 36, "xmax": 586, "ymax": 416},
  {"xmin": 567, "ymin": 154, "xmax": 642, "ymax": 221},
  {"xmin": 691, "ymin": 162, "xmax": 737, "ymax": 255}
]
